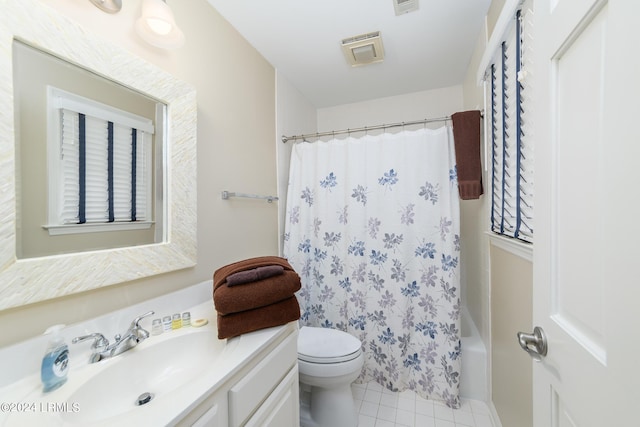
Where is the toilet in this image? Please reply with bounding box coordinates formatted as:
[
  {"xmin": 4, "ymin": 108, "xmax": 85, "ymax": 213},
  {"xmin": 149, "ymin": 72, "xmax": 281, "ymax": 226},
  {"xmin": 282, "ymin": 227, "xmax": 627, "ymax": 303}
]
[{"xmin": 297, "ymin": 326, "xmax": 364, "ymax": 427}]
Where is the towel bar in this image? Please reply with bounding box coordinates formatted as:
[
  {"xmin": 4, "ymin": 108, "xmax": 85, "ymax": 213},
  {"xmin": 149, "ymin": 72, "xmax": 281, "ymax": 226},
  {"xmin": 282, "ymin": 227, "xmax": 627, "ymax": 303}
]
[{"xmin": 221, "ymin": 191, "xmax": 279, "ymax": 203}]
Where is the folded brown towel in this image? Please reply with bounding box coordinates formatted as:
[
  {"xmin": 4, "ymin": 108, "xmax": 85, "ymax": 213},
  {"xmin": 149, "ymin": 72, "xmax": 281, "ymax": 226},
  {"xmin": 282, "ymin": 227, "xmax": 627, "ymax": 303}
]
[
  {"xmin": 451, "ymin": 110, "xmax": 483, "ymax": 200},
  {"xmin": 216, "ymin": 296, "xmax": 301, "ymax": 339},
  {"xmin": 214, "ymin": 270, "xmax": 301, "ymax": 315},
  {"xmin": 226, "ymin": 265, "xmax": 285, "ymax": 286},
  {"xmin": 213, "ymin": 256, "xmax": 295, "ymax": 291}
]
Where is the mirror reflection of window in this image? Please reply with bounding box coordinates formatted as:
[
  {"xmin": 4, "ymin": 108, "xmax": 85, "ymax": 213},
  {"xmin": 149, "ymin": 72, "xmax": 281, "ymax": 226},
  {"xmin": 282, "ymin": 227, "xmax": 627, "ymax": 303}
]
[{"xmin": 13, "ymin": 40, "xmax": 166, "ymax": 259}]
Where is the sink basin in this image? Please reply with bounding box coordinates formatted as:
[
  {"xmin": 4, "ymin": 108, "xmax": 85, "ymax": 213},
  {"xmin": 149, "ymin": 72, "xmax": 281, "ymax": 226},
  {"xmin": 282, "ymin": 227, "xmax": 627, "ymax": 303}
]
[{"xmin": 61, "ymin": 329, "xmax": 229, "ymax": 425}]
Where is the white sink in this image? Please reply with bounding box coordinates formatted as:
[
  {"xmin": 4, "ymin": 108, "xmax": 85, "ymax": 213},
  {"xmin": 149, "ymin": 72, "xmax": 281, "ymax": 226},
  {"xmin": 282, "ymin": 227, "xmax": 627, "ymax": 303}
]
[
  {"xmin": 1, "ymin": 322, "xmax": 240, "ymax": 427},
  {"xmin": 61, "ymin": 329, "xmax": 229, "ymax": 425}
]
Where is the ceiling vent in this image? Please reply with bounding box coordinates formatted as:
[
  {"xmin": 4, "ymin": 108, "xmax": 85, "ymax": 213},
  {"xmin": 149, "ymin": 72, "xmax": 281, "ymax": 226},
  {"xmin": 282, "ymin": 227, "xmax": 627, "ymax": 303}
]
[
  {"xmin": 393, "ymin": 0, "xmax": 419, "ymax": 15},
  {"xmin": 341, "ymin": 31, "xmax": 385, "ymax": 67}
]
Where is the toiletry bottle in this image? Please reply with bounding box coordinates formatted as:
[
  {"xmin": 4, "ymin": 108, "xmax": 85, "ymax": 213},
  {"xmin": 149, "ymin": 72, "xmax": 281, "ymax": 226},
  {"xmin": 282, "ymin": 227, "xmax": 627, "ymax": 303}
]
[
  {"xmin": 171, "ymin": 313, "xmax": 182, "ymax": 329},
  {"xmin": 41, "ymin": 324, "xmax": 69, "ymax": 393},
  {"xmin": 152, "ymin": 318, "xmax": 163, "ymax": 335},
  {"xmin": 163, "ymin": 316, "xmax": 172, "ymax": 331},
  {"xmin": 182, "ymin": 312, "xmax": 191, "ymax": 327}
]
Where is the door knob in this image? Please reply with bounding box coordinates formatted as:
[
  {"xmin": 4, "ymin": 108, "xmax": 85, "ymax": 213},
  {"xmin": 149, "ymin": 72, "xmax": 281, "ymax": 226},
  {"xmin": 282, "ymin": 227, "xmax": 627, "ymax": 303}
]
[{"xmin": 517, "ymin": 326, "xmax": 547, "ymax": 361}]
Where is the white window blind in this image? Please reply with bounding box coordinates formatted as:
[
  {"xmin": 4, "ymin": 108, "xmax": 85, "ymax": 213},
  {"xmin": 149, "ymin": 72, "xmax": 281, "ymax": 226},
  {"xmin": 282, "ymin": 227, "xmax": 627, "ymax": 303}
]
[
  {"xmin": 486, "ymin": 4, "xmax": 533, "ymax": 243},
  {"xmin": 48, "ymin": 87, "xmax": 153, "ymax": 232}
]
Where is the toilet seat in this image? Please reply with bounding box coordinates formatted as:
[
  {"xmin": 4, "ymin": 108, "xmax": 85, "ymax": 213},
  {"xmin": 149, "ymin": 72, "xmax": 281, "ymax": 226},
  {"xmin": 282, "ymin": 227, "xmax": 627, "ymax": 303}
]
[
  {"xmin": 298, "ymin": 326, "xmax": 362, "ymax": 364},
  {"xmin": 299, "ymin": 348, "xmax": 361, "ymax": 364}
]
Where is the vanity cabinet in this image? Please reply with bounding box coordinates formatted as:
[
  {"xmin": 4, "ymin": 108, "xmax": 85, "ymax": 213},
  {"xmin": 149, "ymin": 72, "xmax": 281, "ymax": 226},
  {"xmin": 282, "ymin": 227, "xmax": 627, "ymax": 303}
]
[{"xmin": 177, "ymin": 324, "xmax": 299, "ymax": 427}]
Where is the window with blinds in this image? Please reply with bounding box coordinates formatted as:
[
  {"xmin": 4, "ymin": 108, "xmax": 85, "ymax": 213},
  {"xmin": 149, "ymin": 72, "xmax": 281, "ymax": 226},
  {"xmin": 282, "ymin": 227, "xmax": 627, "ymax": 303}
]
[
  {"xmin": 46, "ymin": 87, "xmax": 154, "ymax": 235},
  {"xmin": 486, "ymin": 4, "xmax": 533, "ymax": 243}
]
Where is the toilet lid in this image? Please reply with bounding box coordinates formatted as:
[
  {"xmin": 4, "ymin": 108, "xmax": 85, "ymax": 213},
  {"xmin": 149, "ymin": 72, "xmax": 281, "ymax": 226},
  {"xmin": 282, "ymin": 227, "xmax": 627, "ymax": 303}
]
[{"xmin": 298, "ymin": 326, "xmax": 362, "ymax": 363}]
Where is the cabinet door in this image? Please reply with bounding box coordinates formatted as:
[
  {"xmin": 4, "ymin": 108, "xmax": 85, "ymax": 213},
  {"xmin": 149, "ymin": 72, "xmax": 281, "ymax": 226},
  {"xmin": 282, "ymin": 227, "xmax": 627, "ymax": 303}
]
[
  {"xmin": 245, "ymin": 366, "xmax": 299, "ymax": 427},
  {"xmin": 228, "ymin": 332, "xmax": 297, "ymax": 427}
]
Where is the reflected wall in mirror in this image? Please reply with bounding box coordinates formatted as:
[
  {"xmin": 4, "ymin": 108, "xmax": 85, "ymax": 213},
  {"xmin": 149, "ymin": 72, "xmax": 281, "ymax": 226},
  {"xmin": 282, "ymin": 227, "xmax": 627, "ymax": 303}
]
[{"xmin": 0, "ymin": 0, "xmax": 197, "ymax": 311}]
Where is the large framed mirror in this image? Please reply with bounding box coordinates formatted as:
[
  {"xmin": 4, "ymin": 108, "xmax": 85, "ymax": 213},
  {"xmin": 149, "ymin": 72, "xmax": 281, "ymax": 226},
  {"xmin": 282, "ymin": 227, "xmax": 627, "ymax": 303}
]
[{"xmin": 0, "ymin": 0, "xmax": 197, "ymax": 310}]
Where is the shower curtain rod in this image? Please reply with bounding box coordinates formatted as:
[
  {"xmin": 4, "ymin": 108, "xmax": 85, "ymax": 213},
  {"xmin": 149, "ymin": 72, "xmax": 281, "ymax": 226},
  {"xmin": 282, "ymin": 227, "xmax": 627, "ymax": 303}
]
[{"xmin": 281, "ymin": 116, "xmax": 451, "ymax": 143}]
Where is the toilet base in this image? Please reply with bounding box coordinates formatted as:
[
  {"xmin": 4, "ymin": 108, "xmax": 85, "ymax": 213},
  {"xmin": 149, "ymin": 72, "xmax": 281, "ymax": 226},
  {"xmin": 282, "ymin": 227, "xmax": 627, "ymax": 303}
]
[
  {"xmin": 300, "ymin": 385, "xmax": 322, "ymax": 427},
  {"xmin": 299, "ymin": 383, "xmax": 358, "ymax": 427}
]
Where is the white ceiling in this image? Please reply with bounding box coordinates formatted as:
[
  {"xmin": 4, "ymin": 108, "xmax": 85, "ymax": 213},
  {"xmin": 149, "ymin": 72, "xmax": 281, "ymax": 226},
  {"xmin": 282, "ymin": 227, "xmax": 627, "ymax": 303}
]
[{"xmin": 207, "ymin": 0, "xmax": 491, "ymax": 108}]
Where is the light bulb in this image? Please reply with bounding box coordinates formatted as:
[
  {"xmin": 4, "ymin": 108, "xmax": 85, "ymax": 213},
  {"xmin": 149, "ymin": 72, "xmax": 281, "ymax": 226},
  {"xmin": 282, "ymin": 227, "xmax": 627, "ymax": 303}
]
[
  {"xmin": 146, "ymin": 18, "xmax": 172, "ymax": 35},
  {"xmin": 135, "ymin": 0, "xmax": 185, "ymax": 49}
]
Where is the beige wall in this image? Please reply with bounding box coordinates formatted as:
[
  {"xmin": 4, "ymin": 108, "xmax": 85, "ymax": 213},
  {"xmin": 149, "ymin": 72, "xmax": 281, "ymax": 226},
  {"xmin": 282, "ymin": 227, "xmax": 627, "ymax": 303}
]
[
  {"xmin": 0, "ymin": 0, "xmax": 278, "ymax": 347},
  {"xmin": 276, "ymin": 72, "xmax": 318, "ymax": 254},
  {"xmin": 490, "ymin": 245, "xmax": 532, "ymax": 427}
]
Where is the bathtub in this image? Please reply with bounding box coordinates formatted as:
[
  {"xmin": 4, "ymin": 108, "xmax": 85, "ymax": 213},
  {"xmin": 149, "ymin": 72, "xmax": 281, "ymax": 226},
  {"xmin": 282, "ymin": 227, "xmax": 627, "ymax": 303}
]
[{"xmin": 460, "ymin": 307, "xmax": 488, "ymax": 401}]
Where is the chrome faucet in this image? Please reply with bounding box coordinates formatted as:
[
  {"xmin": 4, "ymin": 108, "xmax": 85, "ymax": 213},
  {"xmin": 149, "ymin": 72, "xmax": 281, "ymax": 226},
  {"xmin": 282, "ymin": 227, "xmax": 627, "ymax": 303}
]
[{"xmin": 72, "ymin": 311, "xmax": 155, "ymax": 363}]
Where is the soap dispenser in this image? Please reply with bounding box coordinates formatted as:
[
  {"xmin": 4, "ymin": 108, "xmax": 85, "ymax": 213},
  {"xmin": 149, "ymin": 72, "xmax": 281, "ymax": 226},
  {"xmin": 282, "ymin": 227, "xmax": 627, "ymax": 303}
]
[{"xmin": 41, "ymin": 324, "xmax": 69, "ymax": 393}]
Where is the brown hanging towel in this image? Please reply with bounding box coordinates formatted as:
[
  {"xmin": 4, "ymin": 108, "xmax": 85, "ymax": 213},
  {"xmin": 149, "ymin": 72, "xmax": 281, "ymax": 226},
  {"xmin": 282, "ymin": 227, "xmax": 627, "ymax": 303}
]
[{"xmin": 451, "ymin": 110, "xmax": 483, "ymax": 200}]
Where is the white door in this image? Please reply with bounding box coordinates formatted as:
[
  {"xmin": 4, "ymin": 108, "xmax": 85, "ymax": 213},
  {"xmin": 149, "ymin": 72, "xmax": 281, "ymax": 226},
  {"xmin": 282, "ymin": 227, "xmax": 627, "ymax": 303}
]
[{"xmin": 530, "ymin": 0, "xmax": 640, "ymax": 425}]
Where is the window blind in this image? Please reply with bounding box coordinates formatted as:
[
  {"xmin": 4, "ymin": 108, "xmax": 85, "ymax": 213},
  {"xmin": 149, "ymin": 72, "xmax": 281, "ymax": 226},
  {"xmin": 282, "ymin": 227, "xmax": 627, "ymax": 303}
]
[
  {"xmin": 60, "ymin": 108, "xmax": 150, "ymax": 225},
  {"xmin": 487, "ymin": 5, "xmax": 533, "ymax": 243}
]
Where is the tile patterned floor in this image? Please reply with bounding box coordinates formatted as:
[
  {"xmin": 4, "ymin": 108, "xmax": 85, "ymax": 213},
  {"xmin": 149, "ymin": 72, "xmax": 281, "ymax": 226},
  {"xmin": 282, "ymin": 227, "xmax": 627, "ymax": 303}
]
[{"xmin": 352, "ymin": 381, "xmax": 495, "ymax": 427}]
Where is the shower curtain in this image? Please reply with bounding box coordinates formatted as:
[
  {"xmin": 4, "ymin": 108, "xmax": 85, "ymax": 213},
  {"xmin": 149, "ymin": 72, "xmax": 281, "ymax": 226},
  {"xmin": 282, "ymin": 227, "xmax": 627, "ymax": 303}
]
[{"xmin": 283, "ymin": 126, "xmax": 462, "ymax": 407}]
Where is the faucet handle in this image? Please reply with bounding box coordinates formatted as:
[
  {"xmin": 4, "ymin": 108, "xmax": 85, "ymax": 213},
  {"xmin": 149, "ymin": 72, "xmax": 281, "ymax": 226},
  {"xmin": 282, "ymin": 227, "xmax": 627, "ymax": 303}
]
[
  {"xmin": 130, "ymin": 310, "xmax": 155, "ymax": 329},
  {"xmin": 72, "ymin": 333, "xmax": 109, "ymax": 349}
]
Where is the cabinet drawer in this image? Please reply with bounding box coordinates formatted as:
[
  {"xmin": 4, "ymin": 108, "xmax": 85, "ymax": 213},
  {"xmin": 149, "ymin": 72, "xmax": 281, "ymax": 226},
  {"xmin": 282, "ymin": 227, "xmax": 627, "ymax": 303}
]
[{"xmin": 228, "ymin": 331, "xmax": 297, "ymax": 427}]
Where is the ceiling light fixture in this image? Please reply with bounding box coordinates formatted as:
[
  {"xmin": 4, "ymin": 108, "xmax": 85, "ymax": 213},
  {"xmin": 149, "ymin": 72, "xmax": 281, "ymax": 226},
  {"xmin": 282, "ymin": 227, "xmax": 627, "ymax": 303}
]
[
  {"xmin": 134, "ymin": 0, "xmax": 185, "ymax": 49},
  {"xmin": 341, "ymin": 32, "xmax": 385, "ymax": 67},
  {"xmin": 89, "ymin": 0, "xmax": 185, "ymax": 49},
  {"xmin": 89, "ymin": 0, "xmax": 122, "ymax": 14}
]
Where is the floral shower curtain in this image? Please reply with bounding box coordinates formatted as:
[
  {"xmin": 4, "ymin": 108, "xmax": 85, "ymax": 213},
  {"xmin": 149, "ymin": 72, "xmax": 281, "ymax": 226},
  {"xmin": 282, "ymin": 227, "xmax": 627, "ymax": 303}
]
[{"xmin": 283, "ymin": 126, "xmax": 462, "ymax": 407}]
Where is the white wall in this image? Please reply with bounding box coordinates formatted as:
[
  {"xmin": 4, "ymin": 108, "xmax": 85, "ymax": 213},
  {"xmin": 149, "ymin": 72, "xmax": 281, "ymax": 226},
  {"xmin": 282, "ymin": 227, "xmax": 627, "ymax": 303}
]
[{"xmin": 318, "ymin": 86, "xmax": 463, "ymax": 133}]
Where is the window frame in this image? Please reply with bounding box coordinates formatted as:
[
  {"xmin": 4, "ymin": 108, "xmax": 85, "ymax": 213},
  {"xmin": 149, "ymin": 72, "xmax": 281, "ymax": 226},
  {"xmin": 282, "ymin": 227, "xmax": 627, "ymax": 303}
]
[{"xmin": 482, "ymin": 3, "xmax": 534, "ymax": 246}]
